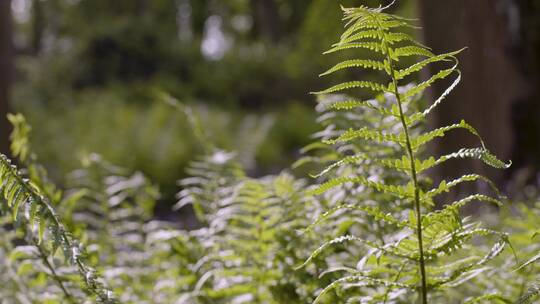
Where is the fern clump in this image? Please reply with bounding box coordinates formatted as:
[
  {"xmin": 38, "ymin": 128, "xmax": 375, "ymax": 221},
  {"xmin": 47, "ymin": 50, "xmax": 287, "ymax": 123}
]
[
  {"xmin": 2, "ymin": 113, "xmax": 197, "ymax": 303},
  {"xmin": 297, "ymin": 3, "xmax": 512, "ymax": 303},
  {"xmin": 63, "ymin": 154, "xmax": 194, "ymax": 302},
  {"xmin": 175, "ymin": 145, "xmax": 322, "ymax": 303}
]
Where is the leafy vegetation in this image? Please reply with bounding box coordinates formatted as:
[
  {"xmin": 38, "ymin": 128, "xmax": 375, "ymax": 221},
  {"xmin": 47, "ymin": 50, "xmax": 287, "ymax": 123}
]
[
  {"xmin": 0, "ymin": 3, "xmax": 539, "ymax": 304},
  {"xmin": 295, "ymin": 4, "xmax": 513, "ymax": 303}
]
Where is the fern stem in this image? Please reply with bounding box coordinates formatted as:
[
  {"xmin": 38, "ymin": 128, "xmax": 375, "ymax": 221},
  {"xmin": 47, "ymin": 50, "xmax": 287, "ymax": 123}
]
[
  {"xmin": 383, "ymin": 262, "xmax": 408, "ymax": 304},
  {"xmin": 392, "ymin": 64, "xmax": 428, "ymax": 304},
  {"xmin": 374, "ymin": 15, "xmax": 429, "ymax": 303},
  {"xmin": 37, "ymin": 243, "xmax": 76, "ymax": 303}
]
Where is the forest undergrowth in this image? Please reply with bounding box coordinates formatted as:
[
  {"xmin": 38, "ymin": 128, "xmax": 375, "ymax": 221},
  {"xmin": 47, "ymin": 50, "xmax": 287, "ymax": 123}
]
[{"xmin": 0, "ymin": 3, "xmax": 539, "ymax": 304}]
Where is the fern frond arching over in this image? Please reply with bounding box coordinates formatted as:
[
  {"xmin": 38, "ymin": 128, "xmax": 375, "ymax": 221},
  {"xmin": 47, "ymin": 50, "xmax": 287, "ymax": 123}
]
[
  {"xmin": 0, "ymin": 154, "xmax": 117, "ymax": 303},
  {"xmin": 297, "ymin": 3, "xmax": 512, "ymax": 303}
]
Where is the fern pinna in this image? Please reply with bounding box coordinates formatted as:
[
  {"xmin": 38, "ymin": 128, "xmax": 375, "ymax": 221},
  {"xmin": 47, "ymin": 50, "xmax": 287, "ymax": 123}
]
[{"xmin": 298, "ymin": 4, "xmax": 512, "ymax": 303}]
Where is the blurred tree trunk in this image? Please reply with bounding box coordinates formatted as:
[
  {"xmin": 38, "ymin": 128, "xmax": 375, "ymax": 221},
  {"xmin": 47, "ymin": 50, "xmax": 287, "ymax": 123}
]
[
  {"xmin": 135, "ymin": 0, "xmax": 148, "ymax": 16},
  {"xmin": 509, "ymin": 0, "xmax": 540, "ymax": 185},
  {"xmin": 250, "ymin": 0, "xmax": 281, "ymax": 42},
  {"xmin": 418, "ymin": 0, "xmax": 524, "ymax": 189},
  {"xmin": 31, "ymin": 0, "xmax": 43, "ymax": 55},
  {"xmin": 0, "ymin": 0, "xmax": 13, "ymax": 156}
]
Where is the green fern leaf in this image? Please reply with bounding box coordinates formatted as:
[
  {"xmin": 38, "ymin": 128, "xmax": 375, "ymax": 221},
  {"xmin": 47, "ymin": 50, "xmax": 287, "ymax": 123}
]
[
  {"xmin": 308, "ymin": 176, "xmax": 413, "ymax": 199},
  {"xmin": 396, "ymin": 49, "xmax": 463, "ymax": 80},
  {"xmin": 324, "ymin": 41, "xmax": 385, "ymax": 55},
  {"xmin": 515, "ymin": 283, "xmax": 540, "ymax": 304},
  {"xmin": 313, "ymin": 275, "xmax": 409, "ymax": 304},
  {"xmin": 410, "ymin": 120, "xmax": 484, "ymax": 152},
  {"xmin": 515, "ymin": 252, "xmax": 540, "ymax": 272},
  {"xmin": 338, "ymin": 29, "xmax": 384, "ymax": 44},
  {"xmin": 320, "ymin": 59, "xmax": 387, "ymax": 76},
  {"xmin": 426, "ymin": 174, "xmax": 502, "ymax": 199},
  {"xmin": 391, "ymin": 45, "xmax": 434, "ymax": 60},
  {"xmin": 433, "ymin": 148, "xmax": 511, "ymax": 169},
  {"xmin": 463, "ymin": 293, "xmax": 511, "ymax": 304},
  {"xmin": 322, "ymin": 127, "xmax": 403, "ymax": 146},
  {"xmin": 400, "ymin": 66, "xmax": 457, "ymax": 101},
  {"xmin": 313, "ymin": 80, "xmax": 389, "ymax": 95},
  {"xmin": 301, "ymin": 204, "xmax": 407, "ymax": 234}
]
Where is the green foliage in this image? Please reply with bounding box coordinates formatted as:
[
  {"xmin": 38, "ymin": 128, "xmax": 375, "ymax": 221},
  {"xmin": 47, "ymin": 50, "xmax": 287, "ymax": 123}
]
[
  {"xmin": 62, "ymin": 154, "xmax": 196, "ymax": 303},
  {"xmin": 1, "ymin": 3, "xmax": 540, "ymax": 304},
  {"xmin": 1, "ymin": 114, "xmax": 196, "ymax": 303},
  {"xmin": 16, "ymin": 94, "xmax": 317, "ymax": 192},
  {"xmin": 478, "ymin": 201, "xmax": 540, "ymax": 304},
  {"xmin": 0, "ymin": 150, "xmax": 116, "ymax": 303},
  {"xmin": 296, "ymin": 3, "xmax": 513, "ymax": 303},
  {"xmin": 175, "ymin": 145, "xmax": 321, "ymax": 303}
]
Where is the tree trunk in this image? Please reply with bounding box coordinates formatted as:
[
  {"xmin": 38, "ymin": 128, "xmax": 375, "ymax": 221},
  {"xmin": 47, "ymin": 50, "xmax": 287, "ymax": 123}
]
[
  {"xmin": 0, "ymin": 0, "xmax": 13, "ymax": 156},
  {"xmin": 418, "ymin": 0, "xmax": 524, "ymax": 190},
  {"xmin": 31, "ymin": 0, "xmax": 43, "ymax": 55},
  {"xmin": 509, "ymin": 0, "xmax": 540, "ymax": 186},
  {"xmin": 250, "ymin": 0, "xmax": 281, "ymax": 42}
]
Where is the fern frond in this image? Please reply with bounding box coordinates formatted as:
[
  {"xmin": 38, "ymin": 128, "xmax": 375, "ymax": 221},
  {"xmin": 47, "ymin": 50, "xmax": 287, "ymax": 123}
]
[
  {"xmin": 323, "ymin": 99, "xmax": 401, "ymax": 121},
  {"xmin": 323, "ymin": 42, "xmax": 384, "ymax": 55},
  {"xmin": 396, "ymin": 49, "xmax": 463, "ymax": 80},
  {"xmin": 320, "ymin": 59, "xmax": 388, "ymax": 76},
  {"xmin": 432, "ymin": 148, "xmax": 511, "ymax": 170},
  {"xmin": 313, "ymin": 80, "xmax": 389, "ymax": 95},
  {"xmin": 515, "ymin": 252, "xmax": 540, "ymax": 272},
  {"xmin": 295, "ymin": 235, "xmax": 367, "ymax": 270},
  {"xmin": 391, "ymin": 45, "xmax": 434, "ymax": 60},
  {"xmin": 411, "ymin": 71, "xmax": 462, "ymax": 123},
  {"xmin": 385, "ymin": 32, "xmax": 427, "ymax": 47},
  {"xmin": 426, "ymin": 174, "xmax": 502, "ymax": 199},
  {"xmin": 308, "ymin": 176, "xmax": 413, "ymax": 199},
  {"xmin": 301, "ymin": 204, "xmax": 408, "ymax": 235},
  {"xmin": 400, "ymin": 65, "xmax": 457, "ymax": 101},
  {"xmin": 301, "ymin": 3, "xmax": 512, "ymax": 303},
  {"xmin": 338, "ymin": 29, "xmax": 384, "ymax": 44},
  {"xmin": 322, "ymin": 127, "xmax": 404, "ymax": 146},
  {"xmin": 463, "ymin": 293, "xmax": 511, "ymax": 304},
  {"xmin": 410, "ymin": 120, "xmax": 484, "ymax": 152},
  {"xmin": 313, "ymin": 275, "xmax": 409, "ymax": 304},
  {"xmin": 0, "ymin": 155, "xmax": 117, "ymax": 303},
  {"xmin": 324, "ymin": 41, "xmax": 385, "ymax": 55},
  {"xmin": 515, "ymin": 283, "xmax": 540, "ymax": 304}
]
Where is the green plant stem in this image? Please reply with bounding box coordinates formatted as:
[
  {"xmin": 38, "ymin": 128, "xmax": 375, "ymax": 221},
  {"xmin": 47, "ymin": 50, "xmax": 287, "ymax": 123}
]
[
  {"xmin": 383, "ymin": 262, "xmax": 408, "ymax": 304},
  {"xmin": 37, "ymin": 243, "xmax": 76, "ymax": 303},
  {"xmin": 391, "ymin": 61, "xmax": 428, "ymax": 304},
  {"xmin": 375, "ymin": 15, "xmax": 428, "ymax": 303}
]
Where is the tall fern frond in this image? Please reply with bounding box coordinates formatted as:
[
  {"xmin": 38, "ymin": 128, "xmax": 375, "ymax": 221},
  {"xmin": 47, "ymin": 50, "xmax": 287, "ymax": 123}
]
[{"xmin": 298, "ymin": 3, "xmax": 511, "ymax": 303}]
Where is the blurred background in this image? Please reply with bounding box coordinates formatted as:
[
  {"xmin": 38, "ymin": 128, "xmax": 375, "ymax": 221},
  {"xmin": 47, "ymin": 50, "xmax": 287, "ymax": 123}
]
[{"xmin": 0, "ymin": 0, "xmax": 539, "ymax": 216}]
